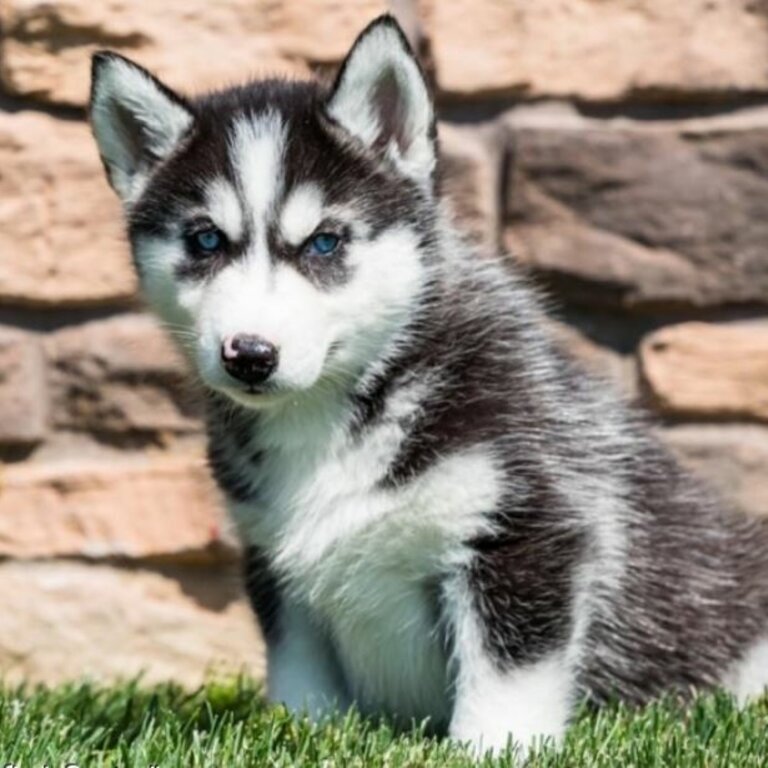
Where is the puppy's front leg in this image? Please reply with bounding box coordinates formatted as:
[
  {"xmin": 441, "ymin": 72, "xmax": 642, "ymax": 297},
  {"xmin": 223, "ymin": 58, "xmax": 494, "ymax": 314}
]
[
  {"xmin": 267, "ymin": 599, "xmax": 350, "ymax": 719},
  {"xmin": 243, "ymin": 545, "xmax": 348, "ymax": 718},
  {"xmin": 445, "ymin": 580, "xmax": 574, "ymax": 758}
]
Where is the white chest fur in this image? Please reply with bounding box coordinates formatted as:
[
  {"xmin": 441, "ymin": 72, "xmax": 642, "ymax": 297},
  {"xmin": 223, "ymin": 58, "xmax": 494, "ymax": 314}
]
[{"xmin": 229, "ymin": 389, "xmax": 502, "ymax": 722}]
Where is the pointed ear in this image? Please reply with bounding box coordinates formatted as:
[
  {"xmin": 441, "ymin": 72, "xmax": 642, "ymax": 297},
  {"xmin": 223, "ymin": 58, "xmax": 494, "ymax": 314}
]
[
  {"xmin": 89, "ymin": 52, "xmax": 193, "ymax": 203},
  {"xmin": 326, "ymin": 15, "xmax": 436, "ymax": 186}
]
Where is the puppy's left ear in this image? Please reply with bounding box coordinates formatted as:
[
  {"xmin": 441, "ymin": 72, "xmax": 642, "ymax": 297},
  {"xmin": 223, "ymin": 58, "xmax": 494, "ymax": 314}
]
[{"xmin": 326, "ymin": 15, "xmax": 436, "ymax": 186}]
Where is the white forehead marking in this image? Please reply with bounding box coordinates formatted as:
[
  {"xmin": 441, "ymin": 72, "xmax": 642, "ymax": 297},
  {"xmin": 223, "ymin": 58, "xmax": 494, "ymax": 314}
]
[
  {"xmin": 205, "ymin": 178, "xmax": 243, "ymax": 241},
  {"xmin": 229, "ymin": 111, "xmax": 286, "ymax": 228},
  {"xmin": 279, "ymin": 183, "xmax": 324, "ymax": 246}
]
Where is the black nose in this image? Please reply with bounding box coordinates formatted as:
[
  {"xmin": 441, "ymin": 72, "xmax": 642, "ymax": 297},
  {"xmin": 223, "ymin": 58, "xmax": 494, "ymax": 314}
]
[{"xmin": 221, "ymin": 334, "xmax": 279, "ymax": 386}]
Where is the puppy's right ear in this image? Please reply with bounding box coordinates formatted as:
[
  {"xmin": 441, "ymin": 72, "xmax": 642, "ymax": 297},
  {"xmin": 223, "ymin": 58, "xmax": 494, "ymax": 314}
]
[{"xmin": 89, "ymin": 52, "xmax": 193, "ymax": 204}]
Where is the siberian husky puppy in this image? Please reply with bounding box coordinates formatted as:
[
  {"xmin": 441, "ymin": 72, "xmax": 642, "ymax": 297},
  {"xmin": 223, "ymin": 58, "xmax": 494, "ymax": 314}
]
[{"xmin": 89, "ymin": 15, "xmax": 768, "ymax": 757}]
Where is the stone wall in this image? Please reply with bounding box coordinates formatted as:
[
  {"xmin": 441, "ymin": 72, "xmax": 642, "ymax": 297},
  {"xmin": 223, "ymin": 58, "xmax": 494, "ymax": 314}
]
[{"xmin": 1, "ymin": 0, "xmax": 768, "ymax": 686}]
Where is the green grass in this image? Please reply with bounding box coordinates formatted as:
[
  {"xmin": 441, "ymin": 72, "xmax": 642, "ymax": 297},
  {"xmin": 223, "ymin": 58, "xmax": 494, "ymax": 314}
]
[{"xmin": 1, "ymin": 677, "xmax": 766, "ymax": 767}]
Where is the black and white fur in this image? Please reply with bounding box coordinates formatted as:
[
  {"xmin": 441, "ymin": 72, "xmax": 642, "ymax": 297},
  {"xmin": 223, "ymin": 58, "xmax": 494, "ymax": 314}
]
[{"xmin": 89, "ymin": 15, "xmax": 768, "ymax": 757}]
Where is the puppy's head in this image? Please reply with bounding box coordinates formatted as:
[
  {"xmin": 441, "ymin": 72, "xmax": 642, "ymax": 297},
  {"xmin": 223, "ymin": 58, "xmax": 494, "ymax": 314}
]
[{"xmin": 89, "ymin": 15, "xmax": 437, "ymax": 409}]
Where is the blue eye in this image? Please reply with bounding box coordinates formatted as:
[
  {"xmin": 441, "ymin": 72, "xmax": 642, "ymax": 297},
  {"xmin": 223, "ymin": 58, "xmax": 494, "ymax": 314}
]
[
  {"xmin": 193, "ymin": 228, "xmax": 223, "ymax": 253},
  {"xmin": 308, "ymin": 232, "xmax": 340, "ymax": 256}
]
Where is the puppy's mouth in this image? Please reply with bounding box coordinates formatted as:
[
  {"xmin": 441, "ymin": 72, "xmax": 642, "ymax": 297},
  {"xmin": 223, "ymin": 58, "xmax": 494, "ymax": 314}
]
[
  {"xmin": 244, "ymin": 382, "xmax": 278, "ymax": 396},
  {"xmin": 222, "ymin": 383, "xmax": 293, "ymax": 409}
]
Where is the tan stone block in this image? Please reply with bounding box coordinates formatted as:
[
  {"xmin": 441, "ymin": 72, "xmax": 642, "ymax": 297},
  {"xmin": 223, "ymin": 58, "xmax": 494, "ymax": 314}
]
[
  {"xmin": 504, "ymin": 117, "xmax": 768, "ymax": 310},
  {"xmin": 504, "ymin": 183, "xmax": 702, "ymax": 311},
  {"xmin": 421, "ymin": 0, "xmax": 768, "ymax": 101},
  {"xmin": 259, "ymin": 0, "xmax": 388, "ymax": 64},
  {"xmin": 439, "ymin": 122, "xmax": 503, "ymax": 252},
  {"xmin": 0, "ymin": 560, "xmax": 264, "ymax": 687},
  {"xmin": 0, "ymin": 0, "xmax": 386, "ymax": 107},
  {"xmin": 45, "ymin": 314, "xmax": 201, "ymax": 436},
  {"xmin": 0, "ymin": 110, "xmax": 136, "ymax": 307},
  {"xmin": 0, "ymin": 327, "xmax": 48, "ymax": 448},
  {"xmin": 0, "ymin": 456, "xmax": 233, "ymax": 561},
  {"xmin": 640, "ymin": 322, "xmax": 768, "ymax": 422}
]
